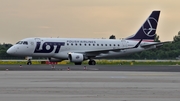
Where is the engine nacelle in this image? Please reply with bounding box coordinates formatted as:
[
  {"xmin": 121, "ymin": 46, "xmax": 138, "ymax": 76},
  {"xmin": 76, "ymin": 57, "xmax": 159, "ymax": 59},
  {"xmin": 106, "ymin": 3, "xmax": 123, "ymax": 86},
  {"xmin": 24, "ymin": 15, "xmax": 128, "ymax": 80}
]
[
  {"xmin": 48, "ymin": 58, "xmax": 63, "ymax": 62},
  {"xmin": 68, "ymin": 53, "xmax": 84, "ymax": 62}
]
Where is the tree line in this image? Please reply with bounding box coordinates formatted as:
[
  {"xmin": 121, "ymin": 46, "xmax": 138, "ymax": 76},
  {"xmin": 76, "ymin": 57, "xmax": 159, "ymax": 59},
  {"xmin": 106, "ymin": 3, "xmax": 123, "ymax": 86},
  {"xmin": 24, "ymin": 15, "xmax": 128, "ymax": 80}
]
[{"xmin": 0, "ymin": 32, "xmax": 180, "ymax": 60}]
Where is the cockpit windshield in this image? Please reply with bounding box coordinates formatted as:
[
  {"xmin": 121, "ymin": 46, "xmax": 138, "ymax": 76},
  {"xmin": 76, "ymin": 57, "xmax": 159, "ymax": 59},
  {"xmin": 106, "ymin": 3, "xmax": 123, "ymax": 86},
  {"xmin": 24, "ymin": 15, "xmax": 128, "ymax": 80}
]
[
  {"xmin": 16, "ymin": 41, "xmax": 23, "ymax": 44},
  {"xmin": 23, "ymin": 41, "xmax": 28, "ymax": 45},
  {"xmin": 16, "ymin": 41, "xmax": 28, "ymax": 45}
]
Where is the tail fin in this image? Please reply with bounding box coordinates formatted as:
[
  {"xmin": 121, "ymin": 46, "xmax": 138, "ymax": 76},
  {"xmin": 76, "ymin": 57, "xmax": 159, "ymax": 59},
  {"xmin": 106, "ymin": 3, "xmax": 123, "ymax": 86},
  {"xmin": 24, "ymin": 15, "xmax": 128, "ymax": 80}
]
[{"xmin": 126, "ymin": 11, "xmax": 160, "ymax": 41}]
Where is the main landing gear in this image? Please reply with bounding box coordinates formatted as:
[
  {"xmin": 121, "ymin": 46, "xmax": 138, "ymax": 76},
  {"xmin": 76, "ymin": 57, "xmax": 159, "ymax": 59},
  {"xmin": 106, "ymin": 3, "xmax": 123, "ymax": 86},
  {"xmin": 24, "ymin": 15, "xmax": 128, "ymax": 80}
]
[{"xmin": 88, "ymin": 60, "xmax": 96, "ymax": 65}]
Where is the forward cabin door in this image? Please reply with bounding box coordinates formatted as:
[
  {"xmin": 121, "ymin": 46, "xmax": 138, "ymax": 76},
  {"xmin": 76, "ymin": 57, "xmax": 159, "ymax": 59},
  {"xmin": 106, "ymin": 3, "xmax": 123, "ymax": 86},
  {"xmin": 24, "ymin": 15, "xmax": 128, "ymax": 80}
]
[
  {"xmin": 34, "ymin": 38, "xmax": 43, "ymax": 53},
  {"xmin": 33, "ymin": 38, "xmax": 52, "ymax": 56},
  {"xmin": 122, "ymin": 39, "xmax": 127, "ymax": 52}
]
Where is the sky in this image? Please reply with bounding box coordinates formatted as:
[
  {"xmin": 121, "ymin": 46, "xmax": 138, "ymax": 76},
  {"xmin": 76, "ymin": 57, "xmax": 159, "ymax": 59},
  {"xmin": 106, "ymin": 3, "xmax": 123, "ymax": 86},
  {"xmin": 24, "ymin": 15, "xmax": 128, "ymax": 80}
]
[{"xmin": 0, "ymin": 0, "xmax": 180, "ymax": 44}]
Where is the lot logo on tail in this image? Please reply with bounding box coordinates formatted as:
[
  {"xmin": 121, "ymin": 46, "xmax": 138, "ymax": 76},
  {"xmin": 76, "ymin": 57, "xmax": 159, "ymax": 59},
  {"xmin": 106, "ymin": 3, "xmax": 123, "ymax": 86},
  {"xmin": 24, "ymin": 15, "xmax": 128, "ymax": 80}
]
[{"xmin": 142, "ymin": 17, "xmax": 157, "ymax": 37}]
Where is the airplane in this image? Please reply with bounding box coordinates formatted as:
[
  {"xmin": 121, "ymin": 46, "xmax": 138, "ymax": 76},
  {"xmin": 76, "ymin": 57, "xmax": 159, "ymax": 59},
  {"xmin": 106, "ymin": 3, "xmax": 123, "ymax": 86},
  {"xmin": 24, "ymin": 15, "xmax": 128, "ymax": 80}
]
[{"xmin": 7, "ymin": 10, "xmax": 164, "ymax": 65}]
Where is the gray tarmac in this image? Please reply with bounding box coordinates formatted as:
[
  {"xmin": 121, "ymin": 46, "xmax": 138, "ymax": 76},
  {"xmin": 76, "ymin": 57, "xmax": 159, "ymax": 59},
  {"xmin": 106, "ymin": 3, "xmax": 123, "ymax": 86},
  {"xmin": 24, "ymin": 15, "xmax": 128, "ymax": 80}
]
[{"xmin": 0, "ymin": 65, "xmax": 180, "ymax": 101}]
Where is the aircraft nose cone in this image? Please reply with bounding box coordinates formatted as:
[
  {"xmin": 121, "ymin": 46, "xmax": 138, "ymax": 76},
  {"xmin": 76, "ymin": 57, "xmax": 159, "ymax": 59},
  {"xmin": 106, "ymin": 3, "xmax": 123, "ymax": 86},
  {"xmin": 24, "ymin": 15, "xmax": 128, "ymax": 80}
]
[{"xmin": 7, "ymin": 47, "xmax": 15, "ymax": 55}]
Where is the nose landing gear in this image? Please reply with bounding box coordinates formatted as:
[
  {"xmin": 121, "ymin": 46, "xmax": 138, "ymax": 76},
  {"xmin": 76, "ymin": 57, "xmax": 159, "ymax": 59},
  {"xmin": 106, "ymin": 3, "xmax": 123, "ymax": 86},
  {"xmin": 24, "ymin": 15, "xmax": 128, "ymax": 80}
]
[{"xmin": 27, "ymin": 59, "xmax": 32, "ymax": 65}]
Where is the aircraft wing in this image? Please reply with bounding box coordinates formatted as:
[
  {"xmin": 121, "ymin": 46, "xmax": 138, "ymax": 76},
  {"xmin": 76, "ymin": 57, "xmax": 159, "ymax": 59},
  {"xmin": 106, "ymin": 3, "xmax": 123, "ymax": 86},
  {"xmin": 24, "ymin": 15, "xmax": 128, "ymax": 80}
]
[{"xmin": 84, "ymin": 39, "xmax": 142, "ymax": 55}]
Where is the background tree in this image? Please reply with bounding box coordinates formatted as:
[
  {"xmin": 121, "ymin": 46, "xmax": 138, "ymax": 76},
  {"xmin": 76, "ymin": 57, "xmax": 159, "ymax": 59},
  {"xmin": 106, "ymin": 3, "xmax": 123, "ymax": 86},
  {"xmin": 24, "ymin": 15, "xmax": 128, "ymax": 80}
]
[
  {"xmin": 173, "ymin": 31, "xmax": 180, "ymax": 42},
  {"xmin": 154, "ymin": 34, "xmax": 160, "ymax": 42},
  {"xmin": 109, "ymin": 35, "xmax": 116, "ymax": 39}
]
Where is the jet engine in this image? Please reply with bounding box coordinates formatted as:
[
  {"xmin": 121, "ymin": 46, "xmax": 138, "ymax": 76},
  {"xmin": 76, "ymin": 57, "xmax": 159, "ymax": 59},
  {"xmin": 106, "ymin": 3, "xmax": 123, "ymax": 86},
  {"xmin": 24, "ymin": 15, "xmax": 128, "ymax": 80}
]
[
  {"xmin": 68, "ymin": 53, "xmax": 84, "ymax": 62},
  {"xmin": 48, "ymin": 58, "xmax": 63, "ymax": 62}
]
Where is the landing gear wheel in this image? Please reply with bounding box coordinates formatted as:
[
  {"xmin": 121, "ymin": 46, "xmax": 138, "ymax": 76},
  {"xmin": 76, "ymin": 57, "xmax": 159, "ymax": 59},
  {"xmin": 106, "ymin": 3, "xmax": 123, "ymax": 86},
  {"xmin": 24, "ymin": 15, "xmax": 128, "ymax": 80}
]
[
  {"xmin": 88, "ymin": 60, "xmax": 96, "ymax": 65},
  {"xmin": 74, "ymin": 62, "xmax": 82, "ymax": 65}
]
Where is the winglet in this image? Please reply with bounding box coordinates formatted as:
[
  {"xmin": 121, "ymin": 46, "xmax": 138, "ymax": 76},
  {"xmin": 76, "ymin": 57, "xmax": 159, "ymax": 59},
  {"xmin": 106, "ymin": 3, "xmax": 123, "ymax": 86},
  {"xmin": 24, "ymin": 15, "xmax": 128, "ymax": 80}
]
[{"xmin": 134, "ymin": 39, "xmax": 143, "ymax": 48}]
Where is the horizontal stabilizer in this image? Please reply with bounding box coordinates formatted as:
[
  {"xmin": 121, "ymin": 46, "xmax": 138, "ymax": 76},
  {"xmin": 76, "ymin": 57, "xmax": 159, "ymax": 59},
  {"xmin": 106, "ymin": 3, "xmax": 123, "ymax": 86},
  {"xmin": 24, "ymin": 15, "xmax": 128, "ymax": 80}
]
[{"xmin": 140, "ymin": 41, "xmax": 171, "ymax": 48}]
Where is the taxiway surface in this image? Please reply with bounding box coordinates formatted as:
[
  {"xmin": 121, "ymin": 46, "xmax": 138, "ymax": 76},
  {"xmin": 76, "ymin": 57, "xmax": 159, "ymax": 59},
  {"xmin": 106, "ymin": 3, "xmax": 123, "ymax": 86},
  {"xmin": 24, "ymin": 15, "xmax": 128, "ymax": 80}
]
[
  {"xmin": 0, "ymin": 65, "xmax": 180, "ymax": 101},
  {"xmin": 0, "ymin": 71, "xmax": 180, "ymax": 101}
]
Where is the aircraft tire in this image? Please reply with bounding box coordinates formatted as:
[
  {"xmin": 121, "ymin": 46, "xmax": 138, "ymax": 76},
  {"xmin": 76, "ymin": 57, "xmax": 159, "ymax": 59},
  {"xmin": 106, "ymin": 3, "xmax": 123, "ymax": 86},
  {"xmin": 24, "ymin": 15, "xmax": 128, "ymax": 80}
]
[
  {"xmin": 27, "ymin": 62, "xmax": 32, "ymax": 65},
  {"xmin": 88, "ymin": 60, "xmax": 96, "ymax": 65},
  {"xmin": 27, "ymin": 59, "xmax": 32, "ymax": 65}
]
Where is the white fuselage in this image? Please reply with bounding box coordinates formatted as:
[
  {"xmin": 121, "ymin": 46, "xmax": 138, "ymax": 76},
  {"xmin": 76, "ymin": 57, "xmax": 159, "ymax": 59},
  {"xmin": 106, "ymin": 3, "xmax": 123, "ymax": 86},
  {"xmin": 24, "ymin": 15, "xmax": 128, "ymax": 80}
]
[{"xmin": 7, "ymin": 37, "xmax": 156, "ymax": 60}]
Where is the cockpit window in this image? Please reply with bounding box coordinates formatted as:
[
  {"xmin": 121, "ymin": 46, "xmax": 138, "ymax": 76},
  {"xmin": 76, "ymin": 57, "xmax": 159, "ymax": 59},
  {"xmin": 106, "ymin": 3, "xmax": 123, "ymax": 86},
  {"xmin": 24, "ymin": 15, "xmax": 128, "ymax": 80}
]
[
  {"xmin": 23, "ymin": 41, "xmax": 28, "ymax": 45},
  {"xmin": 16, "ymin": 41, "xmax": 28, "ymax": 45},
  {"xmin": 16, "ymin": 41, "xmax": 23, "ymax": 44}
]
